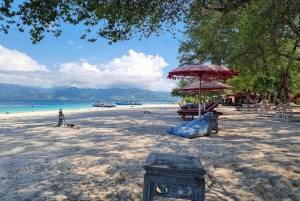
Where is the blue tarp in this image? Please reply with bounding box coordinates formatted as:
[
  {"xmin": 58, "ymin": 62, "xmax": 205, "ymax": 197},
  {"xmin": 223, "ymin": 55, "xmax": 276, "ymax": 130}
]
[{"xmin": 167, "ymin": 115, "xmax": 212, "ymax": 139}]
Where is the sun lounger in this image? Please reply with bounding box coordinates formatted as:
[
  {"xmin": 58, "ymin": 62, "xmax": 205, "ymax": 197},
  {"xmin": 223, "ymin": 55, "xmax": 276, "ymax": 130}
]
[
  {"xmin": 180, "ymin": 102, "xmax": 214, "ymax": 110},
  {"xmin": 177, "ymin": 109, "xmax": 223, "ymax": 121},
  {"xmin": 205, "ymin": 102, "xmax": 219, "ymax": 111},
  {"xmin": 177, "ymin": 102, "xmax": 222, "ymax": 121},
  {"xmin": 180, "ymin": 103, "xmax": 198, "ymax": 109}
]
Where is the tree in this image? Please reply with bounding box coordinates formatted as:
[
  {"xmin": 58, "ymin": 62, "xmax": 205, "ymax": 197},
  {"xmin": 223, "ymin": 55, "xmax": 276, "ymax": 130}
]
[
  {"xmin": 252, "ymin": 72, "xmax": 275, "ymax": 96},
  {"xmin": 1, "ymin": 0, "xmax": 188, "ymax": 44},
  {"xmin": 1, "ymin": 0, "xmax": 262, "ymax": 44},
  {"xmin": 178, "ymin": 0, "xmax": 300, "ymax": 102}
]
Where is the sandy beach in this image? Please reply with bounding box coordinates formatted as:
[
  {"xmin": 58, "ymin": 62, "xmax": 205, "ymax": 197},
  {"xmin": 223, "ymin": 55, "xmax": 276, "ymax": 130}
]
[{"xmin": 0, "ymin": 104, "xmax": 299, "ymax": 201}]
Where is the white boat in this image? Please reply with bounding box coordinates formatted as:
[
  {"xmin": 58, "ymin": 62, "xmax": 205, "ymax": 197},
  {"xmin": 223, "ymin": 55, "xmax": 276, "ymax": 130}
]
[
  {"xmin": 115, "ymin": 101, "xmax": 142, "ymax": 105},
  {"xmin": 92, "ymin": 100, "xmax": 116, "ymax": 108}
]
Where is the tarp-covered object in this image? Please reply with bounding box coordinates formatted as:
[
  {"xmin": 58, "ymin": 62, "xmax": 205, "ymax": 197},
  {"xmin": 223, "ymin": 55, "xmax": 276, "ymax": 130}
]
[{"xmin": 167, "ymin": 117, "xmax": 212, "ymax": 138}]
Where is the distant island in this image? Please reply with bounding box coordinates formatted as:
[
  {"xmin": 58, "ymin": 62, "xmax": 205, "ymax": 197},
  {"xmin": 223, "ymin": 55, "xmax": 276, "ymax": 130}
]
[{"xmin": 0, "ymin": 83, "xmax": 180, "ymax": 102}]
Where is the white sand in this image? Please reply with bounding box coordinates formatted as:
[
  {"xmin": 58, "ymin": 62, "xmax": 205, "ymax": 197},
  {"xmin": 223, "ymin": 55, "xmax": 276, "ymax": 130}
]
[{"xmin": 0, "ymin": 105, "xmax": 299, "ymax": 201}]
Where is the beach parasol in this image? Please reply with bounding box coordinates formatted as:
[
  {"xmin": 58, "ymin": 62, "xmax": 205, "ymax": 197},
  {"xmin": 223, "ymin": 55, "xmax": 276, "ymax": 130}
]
[
  {"xmin": 167, "ymin": 60, "xmax": 238, "ymax": 116},
  {"xmin": 178, "ymin": 80, "xmax": 233, "ymax": 110},
  {"xmin": 178, "ymin": 80, "xmax": 233, "ymax": 109},
  {"xmin": 178, "ymin": 80, "xmax": 233, "ymax": 93}
]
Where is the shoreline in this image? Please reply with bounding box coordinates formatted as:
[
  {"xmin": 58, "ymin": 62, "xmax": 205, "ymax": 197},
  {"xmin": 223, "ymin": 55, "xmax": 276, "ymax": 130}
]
[
  {"xmin": 0, "ymin": 103, "xmax": 179, "ymax": 116},
  {"xmin": 0, "ymin": 105, "xmax": 299, "ymax": 201}
]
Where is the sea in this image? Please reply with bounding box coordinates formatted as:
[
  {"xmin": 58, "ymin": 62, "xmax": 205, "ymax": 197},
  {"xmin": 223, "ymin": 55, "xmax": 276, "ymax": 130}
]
[{"xmin": 0, "ymin": 100, "xmax": 175, "ymax": 114}]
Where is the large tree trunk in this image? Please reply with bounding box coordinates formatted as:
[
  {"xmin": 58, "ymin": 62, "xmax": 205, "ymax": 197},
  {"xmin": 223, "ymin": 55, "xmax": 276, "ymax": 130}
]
[
  {"xmin": 282, "ymin": 68, "xmax": 290, "ymax": 102},
  {"xmin": 276, "ymin": 84, "xmax": 283, "ymax": 104}
]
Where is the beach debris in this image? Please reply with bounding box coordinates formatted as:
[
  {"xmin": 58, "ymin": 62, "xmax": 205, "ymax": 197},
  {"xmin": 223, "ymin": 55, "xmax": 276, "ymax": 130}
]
[
  {"xmin": 144, "ymin": 110, "xmax": 151, "ymax": 114},
  {"xmin": 116, "ymin": 169, "xmax": 131, "ymax": 184},
  {"xmin": 67, "ymin": 124, "xmax": 74, "ymax": 128},
  {"xmin": 254, "ymin": 182, "xmax": 267, "ymax": 201}
]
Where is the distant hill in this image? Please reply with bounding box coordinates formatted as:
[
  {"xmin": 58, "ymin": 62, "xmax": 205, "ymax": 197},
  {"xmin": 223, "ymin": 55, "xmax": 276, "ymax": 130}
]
[
  {"xmin": 0, "ymin": 83, "xmax": 41, "ymax": 99},
  {"xmin": 0, "ymin": 84, "xmax": 180, "ymax": 102}
]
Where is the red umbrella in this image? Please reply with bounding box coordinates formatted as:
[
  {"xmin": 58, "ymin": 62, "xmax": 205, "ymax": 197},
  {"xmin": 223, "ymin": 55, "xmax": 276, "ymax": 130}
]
[
  {"xmin": 178, "ymin": 80, "xmax": 233, "ymax": 110},
  {"xmin": 178, "ymin": 80, "xmax": 233, "ymax": 93},
  {"xmin": 167, "ymin": 64, "xmax": 238, "ymax": 81},
  {"xmin": 167, "ymin": 61, "xmax": 238, "ymax": 116}
]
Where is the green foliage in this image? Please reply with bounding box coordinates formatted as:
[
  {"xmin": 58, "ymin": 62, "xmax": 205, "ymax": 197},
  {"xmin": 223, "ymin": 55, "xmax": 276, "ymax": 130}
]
[
  {"xmin": 1, "ymin": 0, "xmax": 187, "ymax": 44},
  {"xmin": 178, "ymin": 0, "xmax": 300, "ymax": 101},
  {"xmin": 1, "ymin": 0, "xmax": 273, "ymax": 44},
  {"xmin": 226, "ymin": 76, "xmax": 251, "ymax": 93},
  {"xmin": 252, "ymin": 72, "xmax": 275, "ymax": 95}
]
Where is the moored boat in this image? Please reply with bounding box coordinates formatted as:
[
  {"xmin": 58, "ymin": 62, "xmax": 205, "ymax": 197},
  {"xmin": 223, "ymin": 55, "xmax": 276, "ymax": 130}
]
[
  {"xmin": 115, "ymin": 101, "xmax": 142, "ymax": 105},
  {"xmin": 92, "ymin": 100, "xmax": 116, "ymax": 107}
]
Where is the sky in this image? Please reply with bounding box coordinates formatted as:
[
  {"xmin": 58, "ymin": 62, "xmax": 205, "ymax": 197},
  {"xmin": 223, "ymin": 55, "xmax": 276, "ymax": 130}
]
[{"xmin": 0, "ymin": 19, "xmax": 184, "ymax": 92}]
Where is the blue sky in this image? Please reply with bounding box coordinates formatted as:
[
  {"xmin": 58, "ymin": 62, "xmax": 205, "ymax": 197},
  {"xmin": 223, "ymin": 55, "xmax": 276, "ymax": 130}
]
[{"xmin": 0, "ymin": 21, "xmax": 184, "ymax": 92}]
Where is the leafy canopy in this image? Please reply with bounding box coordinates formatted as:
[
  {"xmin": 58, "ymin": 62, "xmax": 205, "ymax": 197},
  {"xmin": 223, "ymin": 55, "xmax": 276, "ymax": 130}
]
[
  {"xmin": 177, "ymin": 0, "xmax": 300, "ymax": 101},
  {"xmin": 1, "ymin": 0, "xmax": 255, "ymax": 44},
  {"xmin": 1, "ymin": 0, "xmax": 188, "ymax": 44}
]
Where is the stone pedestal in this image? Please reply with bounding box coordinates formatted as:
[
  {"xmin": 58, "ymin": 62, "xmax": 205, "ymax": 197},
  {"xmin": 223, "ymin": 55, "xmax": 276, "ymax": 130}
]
[
  {"xmin": 203, "ymin": 115, "xmax": 218, "ymax": 133},
  {"xmin": 143, "ymin": 153, "xmax": 206, "ymax": 201}
]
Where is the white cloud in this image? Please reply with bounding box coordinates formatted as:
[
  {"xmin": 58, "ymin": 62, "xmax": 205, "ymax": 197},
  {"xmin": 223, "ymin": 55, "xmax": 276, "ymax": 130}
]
[
  {"xmin": 0, "ymin": 47, "xmax": 175, "ymax": 91},
  {"xmin": 77, "ymin": 45, "xmax": 83, "ymax": 49},
  {"xmin": 58, "ymin": 62, "xmax": 99, "ymax": 73},
  {"xmin": 68, "ymin": 40, "xmax": 74, "ymax": 45},
  {"xmin": 0, "ymin": 45, "xmax": 48, "ymax": 72}
]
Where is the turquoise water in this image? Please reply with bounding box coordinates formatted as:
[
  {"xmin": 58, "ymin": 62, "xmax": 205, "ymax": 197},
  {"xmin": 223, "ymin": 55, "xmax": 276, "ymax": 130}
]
[{"xmin": 0, "ymin": 100, "xmax": 173, "ymax": 114}]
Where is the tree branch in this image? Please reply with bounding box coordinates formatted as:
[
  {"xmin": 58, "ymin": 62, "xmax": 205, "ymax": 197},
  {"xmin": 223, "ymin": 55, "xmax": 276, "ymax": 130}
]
[
  {"xmin": 279, "ymin": 53, "xmax": 300, "ymax": 62},
  {"xmin": 199, "ymin": 0, "xmax": 253, "ymax": 14}
]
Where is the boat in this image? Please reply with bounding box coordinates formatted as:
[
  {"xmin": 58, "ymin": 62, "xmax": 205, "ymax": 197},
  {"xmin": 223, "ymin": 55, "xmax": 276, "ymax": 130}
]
[
  {"xmin": 92, "ymin": 100, "xmax": 116, "ymax": 107},
  {"xmin": 115, "ymin": 101, "xmax": 143, "ymax": 105}
]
